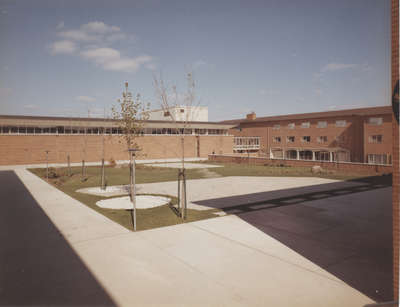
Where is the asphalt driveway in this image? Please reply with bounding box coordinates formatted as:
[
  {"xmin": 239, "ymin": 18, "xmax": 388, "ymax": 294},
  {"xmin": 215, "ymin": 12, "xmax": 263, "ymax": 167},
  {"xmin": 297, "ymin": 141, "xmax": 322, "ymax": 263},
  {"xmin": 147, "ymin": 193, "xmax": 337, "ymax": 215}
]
[
  {"xmin": 194, "ymin": 176, "xmax": 393, "ymax": 302},
  {"xmin": 0, "ymin": 171, "xmax": 116, "ymax": 306}
]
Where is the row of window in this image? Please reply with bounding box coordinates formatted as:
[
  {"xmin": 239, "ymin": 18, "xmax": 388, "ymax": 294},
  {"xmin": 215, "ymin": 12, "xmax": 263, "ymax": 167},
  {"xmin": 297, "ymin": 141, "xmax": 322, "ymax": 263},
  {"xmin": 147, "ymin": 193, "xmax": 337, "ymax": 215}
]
[
  {"xmin": 233, "ymin": 137, "xmax": 260, "ymax": 146},
  {"xmin": 272, "ymin": 134, "xmax": 383, "ymax": 144},
  {"xmin": 271, "ymin": 117, "xmax": 383, "ymax": 130},
  {"xmin": 0, "ymin": 126, "xmax": 229, "ymax": 136},
  {"xmin": 273, "ymin": 135, "xmax": 331, "ymax": 144}
]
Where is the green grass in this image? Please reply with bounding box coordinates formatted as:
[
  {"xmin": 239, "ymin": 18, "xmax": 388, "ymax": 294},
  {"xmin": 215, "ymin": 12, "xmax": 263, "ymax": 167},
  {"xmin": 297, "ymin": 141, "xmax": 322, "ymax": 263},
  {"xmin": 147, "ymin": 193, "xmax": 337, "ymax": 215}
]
[
  {"xmin": 29, "ymin": 161, "xmax": 390, "ymax": 232},
  {"xmin": 197, "ymin": 160, "xmax": 377, "ymax": 181},
  {"xmin": 29, "ymin": 165, "xmax": 221, "ymax": 231}
]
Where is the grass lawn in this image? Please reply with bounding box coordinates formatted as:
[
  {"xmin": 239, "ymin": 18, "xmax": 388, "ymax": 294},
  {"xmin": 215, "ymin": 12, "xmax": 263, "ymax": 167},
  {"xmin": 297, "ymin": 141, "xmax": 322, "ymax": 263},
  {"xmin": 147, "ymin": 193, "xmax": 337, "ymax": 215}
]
[
  {"xmin": 29, "ymin": 164, "xmax": 221, "ymax": 231},
  {"xmin": 29, "ymin": 161, "xmax": 390, "ymax": 231}
]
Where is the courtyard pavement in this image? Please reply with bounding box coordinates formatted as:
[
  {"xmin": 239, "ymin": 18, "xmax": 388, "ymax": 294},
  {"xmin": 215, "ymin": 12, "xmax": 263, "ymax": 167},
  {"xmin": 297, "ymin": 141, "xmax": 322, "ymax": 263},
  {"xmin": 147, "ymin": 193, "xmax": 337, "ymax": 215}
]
[{"xmin": 1, "ymin": 168, "xmax": 388, "ymax": 306}]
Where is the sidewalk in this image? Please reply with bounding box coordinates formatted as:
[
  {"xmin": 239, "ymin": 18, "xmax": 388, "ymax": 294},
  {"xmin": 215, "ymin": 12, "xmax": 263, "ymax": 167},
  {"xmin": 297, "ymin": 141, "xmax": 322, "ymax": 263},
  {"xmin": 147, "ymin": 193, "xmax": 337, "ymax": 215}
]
[
  {"xmin": 0, "ymin": 157, "xmax": 207, "ymax": 171},
  {"xmin": 2, "ymin": 168, "xmax": 374, "ymax": 306}
]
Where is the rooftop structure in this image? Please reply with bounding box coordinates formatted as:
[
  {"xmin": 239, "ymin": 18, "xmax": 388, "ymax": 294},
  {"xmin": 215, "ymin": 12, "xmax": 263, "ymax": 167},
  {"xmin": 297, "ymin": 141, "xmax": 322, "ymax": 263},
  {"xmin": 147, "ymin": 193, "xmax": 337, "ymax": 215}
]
[{"xmin": 147, "ymin": 106, "xmax": 208, "ymax": 122}]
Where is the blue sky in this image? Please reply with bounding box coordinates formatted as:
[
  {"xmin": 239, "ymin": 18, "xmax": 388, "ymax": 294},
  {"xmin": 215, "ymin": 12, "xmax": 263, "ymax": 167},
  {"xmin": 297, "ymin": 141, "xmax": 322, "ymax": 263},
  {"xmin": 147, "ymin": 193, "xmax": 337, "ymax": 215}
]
[{"xmin": 0, "ymin": 0, "xmax": 391, "ymax": 121}]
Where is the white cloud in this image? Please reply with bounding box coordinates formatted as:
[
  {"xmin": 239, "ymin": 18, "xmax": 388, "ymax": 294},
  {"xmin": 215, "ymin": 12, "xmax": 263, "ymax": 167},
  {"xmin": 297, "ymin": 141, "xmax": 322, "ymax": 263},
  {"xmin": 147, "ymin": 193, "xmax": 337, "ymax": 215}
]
[
  {"xmin": 49, "ymin": 21, "xmax": 153, "ymax": 73},
  {"xmin": 80, "ymin": 47, "xmax": 120, "ymax": 64},
  {"xmin": 76, "ymin": 96, "xmax": 96, "ymax": 102},
  {"xmin": 49, "ymin": 40, "xmax": 77, "ymax": 55},
  {"xmin": 24, "ymin": 104, "xmax": 39, "ymax": 110},
  {"xmin": 321, "ymin": 63, "xmax": 358, "ymax": 72},
  {"xmin": 58, "ymin": 29, "xmax": 99, "ymax": 42},
  {"xmin": 57, "ymin": 21, "xmax": 122, "ymax": 43},
  {"xmin": 81, "ymin": 21, "xmax": 120, "ymax": 34},
  {"xmin": 81, "ymin": 48, "xmax": 152, "ymax": 73}
]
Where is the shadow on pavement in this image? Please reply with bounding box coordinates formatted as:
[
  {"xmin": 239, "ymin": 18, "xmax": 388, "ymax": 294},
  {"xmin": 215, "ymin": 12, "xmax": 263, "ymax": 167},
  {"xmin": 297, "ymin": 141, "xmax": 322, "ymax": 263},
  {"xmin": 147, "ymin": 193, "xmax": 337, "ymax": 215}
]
[
  {"xmin": 194, "ymin": 176, "xmax": 393, "ymax": 302},
  {"xmin": 0, "ymin": 171, "xmax": 116, "ymax": 306}
]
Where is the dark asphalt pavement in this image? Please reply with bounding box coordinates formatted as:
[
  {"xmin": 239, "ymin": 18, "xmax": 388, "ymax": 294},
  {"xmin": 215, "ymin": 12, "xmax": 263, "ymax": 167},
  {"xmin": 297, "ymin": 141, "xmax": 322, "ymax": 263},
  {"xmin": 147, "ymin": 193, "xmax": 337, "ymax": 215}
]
[
  {"xmin": 0, "ymin": 171, "xmax": 116, "ymax": 306},
  {"xmin": 195, "ymin": 177, "xmax": 393, "ymax": 302}
]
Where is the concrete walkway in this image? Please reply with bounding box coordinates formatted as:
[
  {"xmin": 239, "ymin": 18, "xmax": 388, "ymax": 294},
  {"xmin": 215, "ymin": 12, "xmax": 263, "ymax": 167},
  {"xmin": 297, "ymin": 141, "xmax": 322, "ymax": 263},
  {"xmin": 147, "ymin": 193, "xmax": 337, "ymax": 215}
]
[
  {"xmin": 0, "ymin": 157, "xmax": 207, "ymax": 171},
  {"xmin": 2, "ymin": 169, "xmax": 374, "ymax": 306}
]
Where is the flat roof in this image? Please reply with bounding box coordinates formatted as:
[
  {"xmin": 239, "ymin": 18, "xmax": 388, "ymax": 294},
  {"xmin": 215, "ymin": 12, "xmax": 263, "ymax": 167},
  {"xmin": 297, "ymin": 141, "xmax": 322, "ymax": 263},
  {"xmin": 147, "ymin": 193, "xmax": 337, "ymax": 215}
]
[
  {"xmin": 221, "ymin": 106, "xmax": 392, "ymax": 125},
  {"xmin": 0, "ymin": 114, "xmax": 234, "ymax": 129}
]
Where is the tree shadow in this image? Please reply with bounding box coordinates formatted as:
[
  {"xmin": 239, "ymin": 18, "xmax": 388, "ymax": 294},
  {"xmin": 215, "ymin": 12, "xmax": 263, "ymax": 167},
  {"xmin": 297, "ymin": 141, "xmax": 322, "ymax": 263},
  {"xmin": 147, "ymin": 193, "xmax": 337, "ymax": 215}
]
[
  {"xmin": 0, "ymin": 171, "xmax": 116, "ymax": 306},
  {"xmin": 193, "ymin": 176, "xmax": 393, "ymax": 302}
]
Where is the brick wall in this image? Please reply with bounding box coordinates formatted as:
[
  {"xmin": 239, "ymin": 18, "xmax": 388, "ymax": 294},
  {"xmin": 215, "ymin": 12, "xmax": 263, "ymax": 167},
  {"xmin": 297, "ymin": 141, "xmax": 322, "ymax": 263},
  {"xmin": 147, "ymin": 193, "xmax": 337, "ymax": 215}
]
[
  {"xmin": 209, "ymin": 154, "xmax": 393, "ymax": 175},
  {"xmin": 392, "ymin": 0, "xmax": 399, "ymax": 300},
  {"xmin": 231, "ymin": 114, "xmax": 392, "ymax": 163},
  {"xmin": 0, "ymin": 135, "xmax": 233, "ymax": 165}
]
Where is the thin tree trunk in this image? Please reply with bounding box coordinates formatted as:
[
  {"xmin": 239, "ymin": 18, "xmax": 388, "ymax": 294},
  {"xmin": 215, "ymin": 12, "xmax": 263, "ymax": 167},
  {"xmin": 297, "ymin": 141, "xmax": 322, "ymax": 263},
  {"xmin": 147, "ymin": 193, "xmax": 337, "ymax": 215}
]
[{"xmin": 67, "ymin": 154, "xmax": 71, "ymax": 176}]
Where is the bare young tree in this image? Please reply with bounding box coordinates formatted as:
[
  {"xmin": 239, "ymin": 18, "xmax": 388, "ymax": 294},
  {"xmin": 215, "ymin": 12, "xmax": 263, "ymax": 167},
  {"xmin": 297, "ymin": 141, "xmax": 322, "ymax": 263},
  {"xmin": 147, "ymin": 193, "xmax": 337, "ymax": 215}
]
[
  {"xmin": 112, "ymin": 82, "xmax": 150, "ymax": 151},
  {"xmin": 153, "ymin": 71, "xmax": 200, "ymax": 219},
  {"xmin": 153, "ymin": 71, "xmax": 199, "ymax": 168},
  {"xmin": 112, "ymin": 82, "xmax": 150, "ymax": 231}
]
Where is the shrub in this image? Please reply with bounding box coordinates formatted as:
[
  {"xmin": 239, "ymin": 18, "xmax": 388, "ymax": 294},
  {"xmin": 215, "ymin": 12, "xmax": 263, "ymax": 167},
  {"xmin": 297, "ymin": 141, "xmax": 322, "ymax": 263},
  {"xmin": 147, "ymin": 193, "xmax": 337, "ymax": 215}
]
[{"xmin": 109, "ymin": 157, "xmax": 117, "ymax": 167}]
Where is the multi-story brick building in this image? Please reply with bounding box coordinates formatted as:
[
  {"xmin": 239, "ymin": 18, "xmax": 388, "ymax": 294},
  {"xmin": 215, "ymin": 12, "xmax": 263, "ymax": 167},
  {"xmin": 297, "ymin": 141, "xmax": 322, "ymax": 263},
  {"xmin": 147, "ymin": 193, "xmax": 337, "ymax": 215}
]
[
  {"xmin": 0, "ymin": 115, "xmax": 234, "ymax": 165},
  {"xmin": 224, "ymin": 106, "xmax": 392, "ymax": 165}
]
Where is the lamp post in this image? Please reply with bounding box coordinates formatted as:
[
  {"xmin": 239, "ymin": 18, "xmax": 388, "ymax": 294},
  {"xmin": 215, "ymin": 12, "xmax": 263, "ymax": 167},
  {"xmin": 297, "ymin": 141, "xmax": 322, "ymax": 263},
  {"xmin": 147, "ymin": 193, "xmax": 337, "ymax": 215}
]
[
  {"xmin": 128, "ymin": 148, "xmax": 140, "ymax": 231},
  {"xmin": 45, "ymin": 150, "xmax": 50, "ymax": 181}
]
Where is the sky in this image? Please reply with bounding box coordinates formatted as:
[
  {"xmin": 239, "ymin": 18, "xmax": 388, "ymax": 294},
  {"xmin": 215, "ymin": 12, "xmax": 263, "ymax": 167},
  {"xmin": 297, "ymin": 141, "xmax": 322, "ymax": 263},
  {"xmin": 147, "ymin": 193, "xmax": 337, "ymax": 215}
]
[{"xmin": 0, "ymin": 0, "xmax": 391, "ymax": 121}]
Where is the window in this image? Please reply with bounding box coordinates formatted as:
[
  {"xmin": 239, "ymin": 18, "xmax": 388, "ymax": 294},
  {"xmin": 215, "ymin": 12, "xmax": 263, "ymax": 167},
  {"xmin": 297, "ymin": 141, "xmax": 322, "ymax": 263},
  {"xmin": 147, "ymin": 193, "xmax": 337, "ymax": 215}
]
[
  {"xmin": 317, "ymin": 136, "xmax": 328, "ymax": 143},
  {"xmin": 180, "ymin": 109, "xmax": 185, "ymax": 113},
  {"xmin": 301, "ymin": 136, "xmax": 311, "ymax": 143},
  {"xmin": 273, "ymin": 136, "xmax": 281, "ymax": 143},
  {"xmin": 286, "ymin": 136, "xmax": 295, "ymax": 143},
  {"xmin": 273, "ymin": 124, "xmax": 280, "ymax": 130},
  {"xmin": 164, "ymin": 111, "xmax": 170, "ymax": 117},
  {"xmin": 335, "ymin": 120, "xmax": 347, "ymax": 127},
  {"xmin": 368, "ymin": 154, "xmax": 389, "ymax": 165},
  {"xmin": 301, "ymin": 122, "xmax": 310, "ymax": 128},
  {"xmin": 369, "ymin": 135, "xmax": 383, "ymax": 143},
  {"xmin": 368, "ymin": 117, "xmax": 383, "ymax": 125},
  {"xmin": 317, "ymin": 121, "xmax": 327, "ymax": 128},
  {"xmin": 288, "ymin": 123, "xmax": 295, "ymax": 129}
]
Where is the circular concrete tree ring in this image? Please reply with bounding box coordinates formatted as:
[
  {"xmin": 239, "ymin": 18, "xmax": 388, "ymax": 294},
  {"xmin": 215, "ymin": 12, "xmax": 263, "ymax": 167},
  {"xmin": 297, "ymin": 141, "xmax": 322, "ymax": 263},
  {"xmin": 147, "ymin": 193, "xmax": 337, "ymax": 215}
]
[{"xmin": 96, "ymin": 195, "xmax": 171, "ymax": 210}]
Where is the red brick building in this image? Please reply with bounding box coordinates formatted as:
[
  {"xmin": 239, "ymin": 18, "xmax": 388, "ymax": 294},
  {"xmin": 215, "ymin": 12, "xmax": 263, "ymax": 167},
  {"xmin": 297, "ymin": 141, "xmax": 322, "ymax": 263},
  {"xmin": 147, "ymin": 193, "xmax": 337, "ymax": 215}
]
[
  {"xmin": 0, "ymin": 115, "xmax": 234, "ymax": 165},
  {"xmin": 225, "ymin": 106, "xmax": 393, "ymax": 165}
]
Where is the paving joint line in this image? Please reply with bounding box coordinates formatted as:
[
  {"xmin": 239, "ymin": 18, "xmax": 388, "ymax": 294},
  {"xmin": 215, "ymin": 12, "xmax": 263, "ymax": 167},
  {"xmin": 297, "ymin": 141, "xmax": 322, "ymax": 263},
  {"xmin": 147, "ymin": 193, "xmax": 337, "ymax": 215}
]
[{"xmin": 189, "ymin": 219, "xmax": 348, "ymax": 286}]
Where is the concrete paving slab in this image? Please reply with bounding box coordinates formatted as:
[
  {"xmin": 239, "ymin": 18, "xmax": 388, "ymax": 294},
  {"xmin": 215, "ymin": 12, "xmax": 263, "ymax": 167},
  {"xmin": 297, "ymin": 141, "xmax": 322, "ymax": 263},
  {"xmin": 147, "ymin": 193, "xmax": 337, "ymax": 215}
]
[
  {"xmin": 4, "ymin": 169, "xmax": 376, "ymax": 306},
  {"xmin": 136, "ymin": 176, "xmax": 363, "ymax": 211},
  {"xmin": 14, "ymin": 169, "xmax": 129, "ymax": 244}
]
